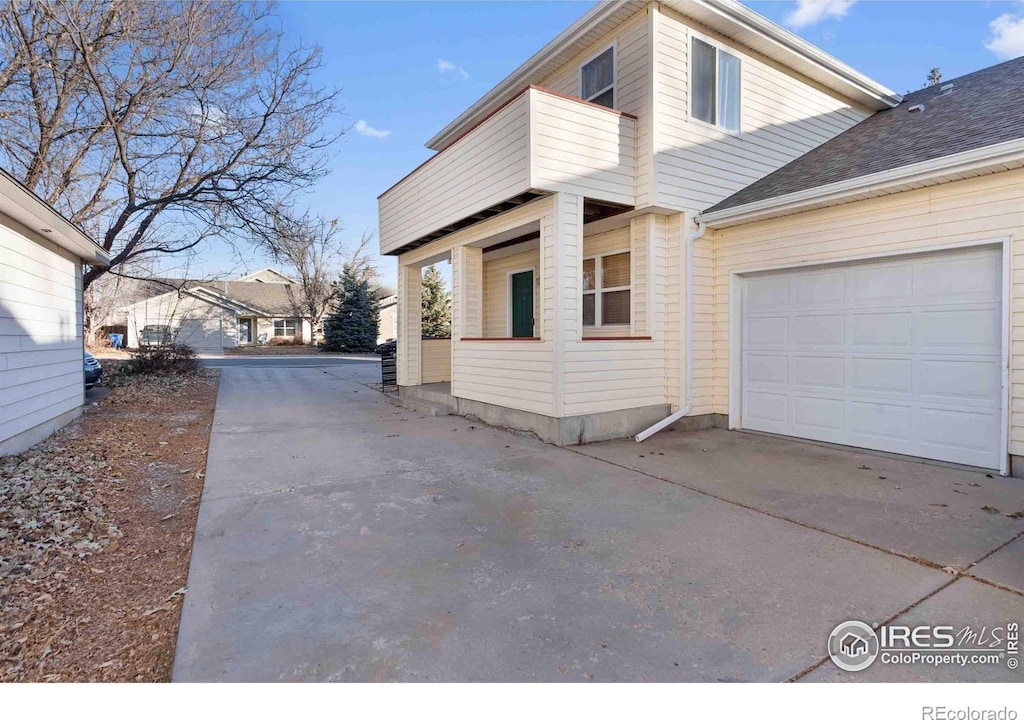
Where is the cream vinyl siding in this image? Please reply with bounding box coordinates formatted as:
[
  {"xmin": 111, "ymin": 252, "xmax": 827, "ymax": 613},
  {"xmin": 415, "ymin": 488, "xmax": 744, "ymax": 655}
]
[
  {"xmin": 563, "ymin": 215, "xmax": 667, "ymax": 416},
  {"xmin": 531, "ymin": 91, "xmax": 637, "ymax": 207},
  {"xmin": 482, "ymin": 249, "xmax": 540, "ymax": 337},
  {"xmin": 652, "ymin": 6, "xmax": 870, "ymax": 211},
  {"xmin": 711, "ymin": 169, "xmax": 1024, "ymax": 454},
  {"xmin": 380, "ymin": 88, "xmax": 638, "ymax": 256},
  {"xmin": 0, "ymin": 221, "xmax": 84, "ymax": 449},
  {"xmin": 379, "ymin": 93, "xmax": 532, "ymax": 255},
  {"xmin": 537, "ymin": 5, "xmax": 652, "ymax": 206},
  {"xmin": 421, "ymin": 338, "xmax": 451, "ymax": 383}
]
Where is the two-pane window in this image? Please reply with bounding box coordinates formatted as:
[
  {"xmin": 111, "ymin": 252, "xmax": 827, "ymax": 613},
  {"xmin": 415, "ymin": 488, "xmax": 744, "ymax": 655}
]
[
  {"xmin": 273, "ymin": 318, "xmax": 297, "ymax": 337},
  {"xmin": 581, "ymin": 46, "xmax": 614, "ymax": 109},
  {"xmin": 582, "ymin": 251, "xmax": 630, "ymax": 327},
  {"xmin": 692, "ymin": 37, "xmax": 741, "ymax": 132}
]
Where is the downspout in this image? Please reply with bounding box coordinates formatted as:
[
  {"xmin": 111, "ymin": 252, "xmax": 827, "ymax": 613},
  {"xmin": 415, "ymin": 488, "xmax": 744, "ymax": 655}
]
[{"xmin": 636, "ymin": 216, "xmax": 706, "ymax": 442}]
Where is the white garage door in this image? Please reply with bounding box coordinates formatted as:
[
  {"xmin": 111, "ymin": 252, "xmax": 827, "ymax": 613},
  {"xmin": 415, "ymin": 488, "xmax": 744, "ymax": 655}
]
[
  {"xmin": 176, "ymin": 318, "xmax": 224, "ymax": 352},
  {"xmin": 740, "ymin": 247, "xmax": 1003, "ymax": 469}
]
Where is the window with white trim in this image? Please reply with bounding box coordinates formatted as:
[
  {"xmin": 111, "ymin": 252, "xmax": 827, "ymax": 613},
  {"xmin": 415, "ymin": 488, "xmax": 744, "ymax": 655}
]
[
  {"xmin": 581, "ymin": 46, "xmax": 615, "ymax": 109},
  {"xmin": 273, "ymin": 318, "xmax": 297, "ymax": 337},
  {"xmin": 582, "ymin": 251, "xmax": 630, "ymax": 327},
  {"xmin": 691, "ymin": 37, "xmax": 741, "ymax": 132}
]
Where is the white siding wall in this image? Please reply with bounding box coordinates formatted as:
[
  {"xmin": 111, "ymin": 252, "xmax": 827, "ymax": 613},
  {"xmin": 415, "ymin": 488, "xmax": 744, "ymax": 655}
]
[
  {"xmin": 531, "ymin": 91, "xmax": 637, "ymax": 207},
  {"xmin": 538, "ymin": 5, "xmax": 653, "ymax": 206},
  {"xmin": 711, "ymin": 170, "xmax": 1024, "ymax": 454},
  {"xmin": 652, "ymin": 6, "xmax": 870, "ymax": 211},
  {"xmin": 563, "ymin": 214, "xmax": 668, "ymax": 416},
  {"xmin": 0, "ymin": 220, "xmax": 83, "ymax": 451},
  {"xmin": 379, "ymin": 94, "xmax": 532, "ymax": 255}
]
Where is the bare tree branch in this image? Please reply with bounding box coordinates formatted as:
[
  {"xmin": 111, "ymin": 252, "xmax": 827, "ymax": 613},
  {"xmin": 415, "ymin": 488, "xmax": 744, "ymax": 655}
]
[{"xmin": 0, "ymin": 0, "xmax": 342, "ymax": 289}]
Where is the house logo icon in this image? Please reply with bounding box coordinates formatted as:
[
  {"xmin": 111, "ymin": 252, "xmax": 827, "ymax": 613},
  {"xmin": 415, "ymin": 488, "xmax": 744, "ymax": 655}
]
[{"xmin": 828, "ymin": 621, "xmax": 880, "ymax": 671}]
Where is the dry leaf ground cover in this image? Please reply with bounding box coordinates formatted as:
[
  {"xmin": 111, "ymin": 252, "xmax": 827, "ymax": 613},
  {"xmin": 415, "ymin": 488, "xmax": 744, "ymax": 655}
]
[{"xmin": 0, "ymin": 368, "xmax": 219, "ymax": 681}]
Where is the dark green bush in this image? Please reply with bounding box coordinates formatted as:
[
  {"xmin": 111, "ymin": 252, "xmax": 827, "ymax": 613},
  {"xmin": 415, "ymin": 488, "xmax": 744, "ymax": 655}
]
[{"xmin": 122, "ymin": 343, "xmax": 201, "ymax": 376}]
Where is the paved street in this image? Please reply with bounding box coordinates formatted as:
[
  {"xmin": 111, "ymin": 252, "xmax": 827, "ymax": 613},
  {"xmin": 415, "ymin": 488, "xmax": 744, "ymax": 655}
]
[
  {"xmin": 173, "ymin": 363, "xmax": 1024, "ymax": 682},
  {"xmin": 198, "ymin": 354, "xmax": 381, "ymax": 369}
]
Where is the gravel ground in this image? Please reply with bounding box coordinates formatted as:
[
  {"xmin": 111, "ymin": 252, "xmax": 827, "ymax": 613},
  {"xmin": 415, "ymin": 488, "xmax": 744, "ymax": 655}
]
[{"xmin": 0, "ymin": 370, "xmax": 219, "ymax": 682}]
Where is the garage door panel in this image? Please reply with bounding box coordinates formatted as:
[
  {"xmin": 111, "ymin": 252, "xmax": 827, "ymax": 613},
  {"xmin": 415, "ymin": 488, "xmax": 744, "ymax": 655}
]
[
  {"xmin": 792, "ymin": 355, "xmax": 844, "ymax": 389},
  {"xmin": 744, "ymin": 390, "xmax": 789, "ymax": 424},
  {"xmin": 848, "ymin": 263, "xmax": 913, "ymax": 306},
  {"xmin": 918, "ymin": 406, "xmax": 998, "ymax": 448},
  {"xmin": 916, "ymin": 358, "xmax": 1001, "ymax": 402},
  {"xmin": 795, "ymin": 271, "xmax": 845, "ymax": 307},
  {"xmin": 745, "ymin": 315, "xmax": 788, "ymax": 348},
  {"xmin": 850, "ymin": 357, "xmax": 912, "ymax": 394},
  {"xmin": 848, "ymin": 311, "xmax": 913, "ymax": 349},
  {"xmin": 916, "ymin": 253, "xmax": 1001, "ymax": 304},
  {"xmin": 847, "ymin": 400, "xmax": 912, "ymax": 439},
  {"xmin": 916, "ymin": 308, "xmax": 1001, "ymax": 352},
  {"xmin": 744, "ymin": 353, "xmax": 788, "ymax": 385},
  {"xmin": 792, "ymin": 395, "xmax": 844, "ymax": 432},
  {"xmin": 745, "ymin": 275, "xmax": 790, "ymax": 309},
  {"xmin": 740, "ymin": 246, "xmax": 1003, "ymax": 469},
  {"xmin": 792, "ymin": 314, "xmax": 844, "ymax": 347}
]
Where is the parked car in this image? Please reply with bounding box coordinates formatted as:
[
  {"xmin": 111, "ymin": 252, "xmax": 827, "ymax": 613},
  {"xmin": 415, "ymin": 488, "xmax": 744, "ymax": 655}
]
[
  {"xmin": 139, "ymin": 324, "xmax": 172, "ymax": 346},
  {"xmin": 375, "ymin": 339, "xmax": 396, "ymax": 355},
  {"xmin": 84, "ymin": 351, "xmax": 102, "ymax": 388}
]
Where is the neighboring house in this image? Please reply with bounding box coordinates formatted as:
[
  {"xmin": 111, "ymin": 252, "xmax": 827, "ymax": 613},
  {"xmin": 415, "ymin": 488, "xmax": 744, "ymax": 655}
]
[
  {"xmin": 122, "ymin": 268, "xmax": 313, "ymax": 351},
  {"xmin": 378, "ymin": 293, "xmax": 398, "ymax": 345},
  {"xmin": 378, "ymin": 0, "xmax": 1024, "ymax": 476},
  {"xmin": 0, "ymin": 167, "xmax": 109, "ymax": 455}
]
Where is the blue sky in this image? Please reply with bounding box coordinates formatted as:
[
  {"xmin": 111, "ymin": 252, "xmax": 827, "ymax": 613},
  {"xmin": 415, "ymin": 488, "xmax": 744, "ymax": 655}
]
[{"xmin": 194, "ymin": 1, "xmax": 1024, "ymax": 288}]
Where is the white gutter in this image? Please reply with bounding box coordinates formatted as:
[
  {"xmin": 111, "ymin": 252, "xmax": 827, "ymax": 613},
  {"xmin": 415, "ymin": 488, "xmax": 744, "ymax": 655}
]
[
  {"xmin": 699, "ymin": 138, "xmax": 1024, "ymax": 229},
  {"xmin": 636, "ymin": 217, "xmax": 706, "ymax": 442}
]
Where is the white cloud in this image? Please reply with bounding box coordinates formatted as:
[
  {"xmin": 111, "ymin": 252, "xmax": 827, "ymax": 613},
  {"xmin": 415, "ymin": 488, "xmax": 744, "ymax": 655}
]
[
  {"xmin": 354, "ymin": 119, "xmax": 390, "ymax": 139},
  {"xmin": 437, "ymin": 58, "xmax": 469, "ymax": 79},
  {"xmin": 785, "ymin": 0, "xmax": 855, "ymax": 29},
  {"xmin": 985, "ymin": 12, "xmax": 1024, "ymax": 60}
]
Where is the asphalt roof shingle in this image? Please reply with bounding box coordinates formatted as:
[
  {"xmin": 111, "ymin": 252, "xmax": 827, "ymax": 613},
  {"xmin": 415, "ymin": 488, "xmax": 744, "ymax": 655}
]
[
  {"xmin": 199, "ymin": 280, "xmax": 303, "ymax": 317},
  {"xmin": 705, "ymin": 57, "xmax": 1024, "ymax": 215}
]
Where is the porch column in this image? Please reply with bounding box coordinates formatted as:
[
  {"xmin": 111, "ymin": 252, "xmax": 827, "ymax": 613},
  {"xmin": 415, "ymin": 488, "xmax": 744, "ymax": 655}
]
[
  {"xmin": 540, "ymin": 193, "xmax": 584, "ymax": 414},
  {"xmin": 451, "ymin": 245, "xmax": 483, "ymax": 339},
  {"xmin": 397, "ymin": 263, "xmax": 422, "ymax": 387}
]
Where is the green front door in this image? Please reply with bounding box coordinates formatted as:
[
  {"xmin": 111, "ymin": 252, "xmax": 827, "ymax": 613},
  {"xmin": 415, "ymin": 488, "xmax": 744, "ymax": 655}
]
[{"xmin": 510, "ymin": 270, "xmax": 534, "ymax": 338}]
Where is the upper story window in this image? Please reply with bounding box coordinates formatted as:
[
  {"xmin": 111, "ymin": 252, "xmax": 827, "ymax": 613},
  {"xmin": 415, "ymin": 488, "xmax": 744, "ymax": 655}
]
[
  {"xmin": 691, "ymin": 37, "xmax": 741, "ymax": 132},
  {"xmin": 581, "ymin": 46, "xmax": 615, "ymax": 109},
  {"xmin": 583, "ymin": 251, "xmax": 630, "ymax": 327}
]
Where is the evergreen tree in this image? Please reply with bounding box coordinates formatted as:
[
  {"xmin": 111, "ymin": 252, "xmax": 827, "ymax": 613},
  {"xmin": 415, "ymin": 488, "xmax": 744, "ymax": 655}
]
[
  {"xmin": 322, "ymin": 263, "xmax": 379, "ymax": 352},
  {"xmin": 421, "ymin": 265, "xmax": 452, "ymax": 337},
  {"xmin": 926, "ymin": 67, "xmax": 943, "ymax": 87}
]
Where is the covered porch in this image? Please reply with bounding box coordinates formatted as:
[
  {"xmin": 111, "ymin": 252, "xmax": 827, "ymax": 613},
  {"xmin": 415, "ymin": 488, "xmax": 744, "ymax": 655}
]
[{"xmin": 394, "ymin": 193, "xmax": 689, "ymax": 444}]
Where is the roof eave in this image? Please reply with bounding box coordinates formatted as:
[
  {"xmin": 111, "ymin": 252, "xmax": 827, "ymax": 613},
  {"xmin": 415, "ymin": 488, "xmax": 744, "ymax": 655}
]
[
  {"xmin": 698, "ymin": 138, "xmax": 1024, "ymax": 229},
  {"xmin": 425, "ymin": 0, "xmax": 899, "ymax": 152},
  {"xmin": 0, "ymin": 168, "xmax": 108, "ymax": 265}
]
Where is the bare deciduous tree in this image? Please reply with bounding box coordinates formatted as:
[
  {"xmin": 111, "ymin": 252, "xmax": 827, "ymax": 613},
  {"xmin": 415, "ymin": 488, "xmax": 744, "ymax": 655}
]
[
  {"xmin": 258, "ymin": 209, "xmax": 350, "ymax": 334},
  {"xmin": 0, "ymin": 0, "xmax": 340, "ymax": 288}
]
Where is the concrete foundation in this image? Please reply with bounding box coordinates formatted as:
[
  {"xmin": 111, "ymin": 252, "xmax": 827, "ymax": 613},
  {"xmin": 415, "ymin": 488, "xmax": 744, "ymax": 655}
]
[
  {"xmin": 0, "ymin": 404, "xmax": 83, "ymax": 457},
  {"xmin": 398, "ymin": 383, "xmax": 685, "ymax": 445}
]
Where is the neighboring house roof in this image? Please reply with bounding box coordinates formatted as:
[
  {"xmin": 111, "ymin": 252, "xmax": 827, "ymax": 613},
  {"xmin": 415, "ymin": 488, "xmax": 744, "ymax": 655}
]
[
  {"xmin": 426, "ymin": 0, "xmax": 900, "ymax": 152},
  {"xmin": 701, "ymin": 58, "xmax": 1024, "ymax": 226},
  {"xmin": 237, "ymin": 268, "xmax": 296, "ymax": 283},
  {"xmin": 0, "ymin": 166, "xmax": 108, "ymax": 265},
  {"xmin": 195, "ymin": 281, "xmax": 303, "ymax": 316}
]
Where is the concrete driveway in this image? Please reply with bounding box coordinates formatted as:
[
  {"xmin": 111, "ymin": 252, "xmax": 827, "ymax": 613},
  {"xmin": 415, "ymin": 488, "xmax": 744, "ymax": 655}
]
[{"xmin": 173, "ymin": 362, "xmax": 1024, "ymax": 682}]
